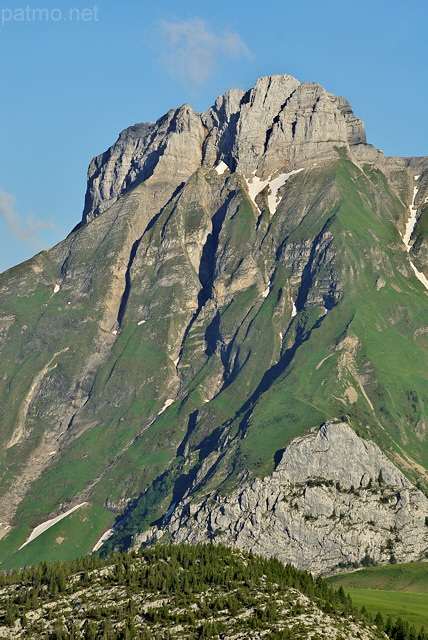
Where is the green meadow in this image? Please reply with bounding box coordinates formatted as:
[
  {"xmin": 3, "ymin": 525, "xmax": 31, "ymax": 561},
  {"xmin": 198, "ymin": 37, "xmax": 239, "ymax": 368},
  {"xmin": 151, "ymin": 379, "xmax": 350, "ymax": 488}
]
[{"xmin": 327, "ymin": 562, "xmax": 428, "ymax": 630}]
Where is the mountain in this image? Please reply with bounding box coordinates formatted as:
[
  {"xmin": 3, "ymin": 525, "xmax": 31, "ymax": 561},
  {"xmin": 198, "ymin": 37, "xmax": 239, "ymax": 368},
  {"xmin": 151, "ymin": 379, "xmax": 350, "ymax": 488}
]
[{"xmin": 0, "ymin": 74, "xmax": 427, "ymax": 571}]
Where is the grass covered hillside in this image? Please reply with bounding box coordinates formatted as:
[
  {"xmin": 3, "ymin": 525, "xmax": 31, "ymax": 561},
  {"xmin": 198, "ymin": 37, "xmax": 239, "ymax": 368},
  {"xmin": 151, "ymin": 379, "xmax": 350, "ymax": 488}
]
[
  {"xmin": 328, "ymin": 563, "xmax": 428, "ymax": 593},
  {"xmin": 327, "ymin": 562, "xmax": 428, "ymax": 633}
]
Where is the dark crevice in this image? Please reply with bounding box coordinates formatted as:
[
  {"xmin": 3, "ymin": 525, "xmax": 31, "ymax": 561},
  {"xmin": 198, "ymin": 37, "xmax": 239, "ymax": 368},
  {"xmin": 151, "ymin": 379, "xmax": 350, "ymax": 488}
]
[
  {"xmin": 66, "ymin": 413, "xmax": 76, "ymax": 431},
  {"xmin": 274, "ymin": 448, "xmax": 285, "ymax": 469},
  {"xmin": 264, "ymin": 91, "xmax": 297, "ymax": 153},
  {"xmin": 143, "ymin": 426, "xmax": 229, "ymax": 533},
  {"xmin": 149, "ymin": 182, "xmax": 186, "ymax": 236},
  {"xmin": 118, "ymin": 111, "xmax": 187, "ymax": 204},
  {"xmin": 207, "ymin": 114, "xmax": 241, "ymax": 173},
  {"xmin": 82, "ymin": 125, "xmax": 154, "ymax": 224},
  {"xmin": 82, "ymin": 108, "xmax": 189, "ymax": 226},
  {"xmin": 232, "ymin": 218, "xmax": 340, "ymax": 432},
  {"xmin": 207, "ymin": 294, "xmax": 263, "ymax": 396},
  {"xmin": 323, "ymin": 291, "xmax": 339, "ymax": 311},
  {"xmin": 220, "ymin": 348, "xmax": 251, "ymax": 391},
  {"xmin": 117, "ymin": 236, "xmax": 143, "ymax": 328},
  {"xmin": 200, "ymin": 194, "xmax": 234, "ymax": 301},
  {"xmin": 255, "ymin": 210, "xmax": 265, "ymax": 231},
  {"xmin": 197, "ymin": 427, "xmax": 226, "ymax": 463},
  {"xmin": 169, "ymin": 465, "xmax": 200, "ymax": 510},
  {"xmin": 205, "ymin": 312, "xmax": 221, "ymax": 356},
  {"xmin": 176, "ymin": 410, "xmax": 199, "ymax": 458},
  {"xmin": 264, "ymin": 111, "xmax": 282, "ymax": 152},
  {"xmin": 116, "ymin": 182, "xmax": 185, "ymax": 329},
  {"xmin": 201, "ymin": 86, "xmax": 251, "ymax": 171}
]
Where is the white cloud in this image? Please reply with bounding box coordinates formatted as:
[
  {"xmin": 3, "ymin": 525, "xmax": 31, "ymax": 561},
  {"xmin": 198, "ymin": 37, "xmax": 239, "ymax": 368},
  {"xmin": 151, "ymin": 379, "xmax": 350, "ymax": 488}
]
[
  {"xmin": 0, "ymin": 188, "xmax": 57, "ymax": 246},
  {"xmin": 159, "ymin": 18, "xmax": 251, "ymax": 86}
]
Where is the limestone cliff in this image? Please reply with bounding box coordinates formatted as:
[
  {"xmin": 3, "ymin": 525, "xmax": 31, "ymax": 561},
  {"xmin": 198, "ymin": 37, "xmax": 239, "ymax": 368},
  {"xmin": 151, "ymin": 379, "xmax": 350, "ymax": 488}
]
[
  {"xmin": 82, "ymin": 75, "xmax": 367, "ymax": 222},
  {"xmin": 137, "ymin": 423, "xmax": 428, "ymax": 575}
]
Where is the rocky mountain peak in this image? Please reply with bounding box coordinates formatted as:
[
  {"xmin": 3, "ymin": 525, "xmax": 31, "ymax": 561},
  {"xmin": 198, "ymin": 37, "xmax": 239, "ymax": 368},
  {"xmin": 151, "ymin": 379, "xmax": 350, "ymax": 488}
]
[
  {"xmin": 82, "ymin": 74, "xmax": 367, "ymax": 223},
  {"xmin": 277, "ymin": 421, "xmax": 410, "ymax": 489}
]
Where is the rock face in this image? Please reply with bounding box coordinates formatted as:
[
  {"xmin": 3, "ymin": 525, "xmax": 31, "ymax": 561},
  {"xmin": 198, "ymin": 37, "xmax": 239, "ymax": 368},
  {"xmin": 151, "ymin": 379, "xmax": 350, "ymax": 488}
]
[
  {"xmin": 138, "ymin": 423, "xmax": 428, "ymax": 575},
  {"xmin": 82, "ymin": 75, "xmax": 367, "ymax": 222},
  {"xmin": 82, "ymin": 105, "xmax": 206, "ymax": 223},
  {"xmin": 0, "ymin": 74, "xmax": 427, "ymax": 569}
]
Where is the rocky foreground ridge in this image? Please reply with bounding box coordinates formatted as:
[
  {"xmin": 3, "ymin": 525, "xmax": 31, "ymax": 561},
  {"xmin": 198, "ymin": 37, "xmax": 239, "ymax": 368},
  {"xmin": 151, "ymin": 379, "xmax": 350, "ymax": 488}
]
[
  {"xmin": 0, "ymin": 544, "xmax": 389, "ymax": 640},
  {"xmin": 0, "ymin": 74, "xmax": 427, "ymax": 569}
]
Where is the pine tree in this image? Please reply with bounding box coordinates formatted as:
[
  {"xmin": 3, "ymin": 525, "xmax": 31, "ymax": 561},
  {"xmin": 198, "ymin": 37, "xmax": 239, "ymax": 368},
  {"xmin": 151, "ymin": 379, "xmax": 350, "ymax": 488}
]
[
  {"xmin": 374, "ymin": 611, "xmax": 384, "ymax": 629},
  {"xmin": 83, "ymin": 619, "xmax": 97, "ymax": 640}
]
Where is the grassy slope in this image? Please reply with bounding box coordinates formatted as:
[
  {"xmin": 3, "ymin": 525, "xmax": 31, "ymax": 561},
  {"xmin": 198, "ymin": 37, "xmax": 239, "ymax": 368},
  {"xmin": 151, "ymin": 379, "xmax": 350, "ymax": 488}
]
[
  {"xmin": 327, "ymin": 562, "xmax": 428, "ymax": 593},
  {"xmin": 344, "ymin": 589, "xmax": 428, "ymax": 631},
  {"xmin": 220, "ymin": 160, "xmax": 428, "ymax": 483},
  {"xmin": 327, "ymin": 562, "xmax": 428, "ymax": 631}
]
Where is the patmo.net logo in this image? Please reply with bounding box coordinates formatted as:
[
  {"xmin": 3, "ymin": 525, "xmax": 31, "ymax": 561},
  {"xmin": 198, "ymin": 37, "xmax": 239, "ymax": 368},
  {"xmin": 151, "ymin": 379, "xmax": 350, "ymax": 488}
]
[{"xmin": 1, "ymin": 5, "xmax": 99, "ymax": 26}]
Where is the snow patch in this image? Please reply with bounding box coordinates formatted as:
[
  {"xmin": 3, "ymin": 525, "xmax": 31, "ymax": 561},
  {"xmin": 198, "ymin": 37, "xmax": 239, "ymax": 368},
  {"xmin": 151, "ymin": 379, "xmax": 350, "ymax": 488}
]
[
  {"xmin": 244, "ymin": 173, "xmax": 269, "ymax": 213},
  {"xmin": 148, "ymin": 399, "xmax": 175, "ymax": 427},
  {"xmin": 173, "ymin": 357, "xmax": 180, "ymax": 367},
  {"xmin": 53, "ymin": 284, "xmax": 60, "ymax": 293},
  {"xmin": 261, "ymin": 282, "xmax": 271, "ymax": 298},
  {"xmin": 19, "ymin": 503, "xmax": 87, "ymax": 550},
  {"xmin": 158, "ymin": 398, "xmax": 174, "ymax": 415},
  {"xmin": 112, "ymin": 330, "xmax": 117, "ymax": 335},
  {"xmin": 137, "ymin": 320, "xmax": 146, "ymax": 326},
  {"xmin": 415, "ymin": 175, "xmax": 420, "ymax": 180},
  {"xmin": 291, "ymin": 301, "xmax": 297, "ymax": 317},
  {"xmin": 215, "ymin": 161, "xmax": 229, "ymax": 175},
  {"xmin": 91, "ymin": 514, "xmax": 128, "ymax": 552},
  {"xmin": 244, "ymin": 169, "xmax": 304, "ymax": 216},
  {"xmin": 401, "ymin": 185, "xmax": 428, "ymax": 291},
  {"xmin": 267, "ymin": 169, "xmax": 305, "ymax": 215},
  {"xmin": 410, "ymin": 261, "xmax": 428, "ymax": 290},
  {"xmin": 402, "ymin": 186, "xmax": 419, "ymax": 249},
  {"xmin": 49, "ymin": 451, "xmax": 56, "ymax": 456},
  {"xmin": 92, "ymin": 528, "xmax": 115, "ymax": 553}
]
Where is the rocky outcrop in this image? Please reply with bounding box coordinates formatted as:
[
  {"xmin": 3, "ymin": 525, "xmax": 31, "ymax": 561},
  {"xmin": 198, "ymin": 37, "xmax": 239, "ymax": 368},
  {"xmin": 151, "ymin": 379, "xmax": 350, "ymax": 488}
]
[
  {"xmin": 82, "ymin": 104, "xmax": 206, "ymax": 223},
  {"xmin": 136, "ymin": 423, "xmax": 428, "ymax": 575}
]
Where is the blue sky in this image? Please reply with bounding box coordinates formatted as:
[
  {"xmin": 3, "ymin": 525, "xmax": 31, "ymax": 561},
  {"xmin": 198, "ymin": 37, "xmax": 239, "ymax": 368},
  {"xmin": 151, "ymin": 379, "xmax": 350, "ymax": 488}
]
[{"xmin": 1, "ymin": 0, "xmax": 427, "ymax": 273}]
